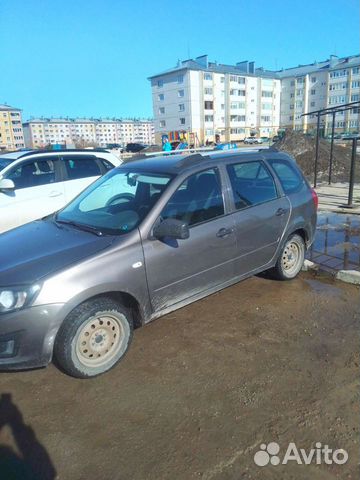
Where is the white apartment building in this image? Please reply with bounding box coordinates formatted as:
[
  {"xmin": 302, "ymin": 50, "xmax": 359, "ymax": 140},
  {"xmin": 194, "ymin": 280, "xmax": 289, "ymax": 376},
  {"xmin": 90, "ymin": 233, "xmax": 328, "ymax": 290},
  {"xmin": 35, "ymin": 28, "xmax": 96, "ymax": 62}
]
[
  {"xmin": 149, "ymin": 55, "xmax": 281, "ymax": 144},
  {"xmin": 0, "ymin": 104, "xmax": 25, "ymax": 151},
  {"xmin": 23, "ymin": 118, "xmax": 155, "ymax": 148},
  {"xmin": 149, "ymin": 54, "xmax": 360, "ymax": 144},
  {"xmin": 279, "ymin": 54, "xmax": 360, "ymax": 134}
]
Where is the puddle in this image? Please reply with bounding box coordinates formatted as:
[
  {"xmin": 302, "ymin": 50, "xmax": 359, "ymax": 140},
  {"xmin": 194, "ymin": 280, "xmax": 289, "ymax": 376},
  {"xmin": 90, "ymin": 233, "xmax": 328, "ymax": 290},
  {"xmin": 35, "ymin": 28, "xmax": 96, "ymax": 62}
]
[
  {"xmin": 304, "ymin": 278, "xmax": 342, "ymax": 296},
  {"xmin": 308, "ymin": 212, "xmax": 360, "ymax": 270}
]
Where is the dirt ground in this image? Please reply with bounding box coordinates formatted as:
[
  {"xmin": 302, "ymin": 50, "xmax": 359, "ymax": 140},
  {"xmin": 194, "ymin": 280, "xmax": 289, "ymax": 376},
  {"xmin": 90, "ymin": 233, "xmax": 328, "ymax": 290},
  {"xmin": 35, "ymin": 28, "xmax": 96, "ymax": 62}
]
[{"xmin": 0, "ymin": 272, "xmax": 359, "ymax": 480}]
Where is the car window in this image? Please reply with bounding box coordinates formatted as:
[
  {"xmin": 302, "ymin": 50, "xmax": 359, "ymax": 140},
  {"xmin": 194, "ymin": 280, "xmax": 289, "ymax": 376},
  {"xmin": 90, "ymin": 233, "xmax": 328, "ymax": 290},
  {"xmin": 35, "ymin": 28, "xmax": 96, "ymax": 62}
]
[
  {"xmin": 161, "ymin": 168, "xmax": 224, "ymax": 226},
  {"xmin": 227, "ymin": 161, "xmax": 278, "ymax": 210},
  {"xmin": 6, "ymin": 159, "xmax": 56, "ymax": 190},
  {"xmin": 98, "ymin": 158, "xmax": 114, "ymax": 171},
  {"xmin": 268, "ymin": 159, "xmax": 304, "ymax": 194},
  {"xmin": 63, "ymin": 155, "xmax": 101, "ymax": 180}
]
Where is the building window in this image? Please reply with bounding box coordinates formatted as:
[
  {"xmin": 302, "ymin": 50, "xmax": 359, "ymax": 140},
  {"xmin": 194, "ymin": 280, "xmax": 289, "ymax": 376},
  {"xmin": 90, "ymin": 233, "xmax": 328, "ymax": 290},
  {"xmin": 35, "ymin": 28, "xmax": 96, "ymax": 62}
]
[
  {"xmin": 159, "ymin": 120, "xmax": 166, "ymax": 128},
  {"xmin": 290, "ymin": 80, "xmax": 295, "ymax": 86},
  {"xmin": 290, "ymin": 93, "xmax": 294, "ymax": 98},
  {"xmin": 352, "ymin": 67, "xmax": 360, "ymax": 75},
  {"xmin": 178, "ymin": 90, "xmax": 184, "ymax": 97},
  {"xmin": 157, "ymin": 79, "xmax": 164, "ymax": 88},
  {"xmin": 180, "ymin": 118, "xmax": 186, "ymax": 125},
  {"xmin": 230, "ymin": 89, "xmax": 245, "ymax": 96},
  {"xmin": 179, "ymin": 104, "xmax": 185, "ymax": 112},
  {"xmin": 351, "ymin": 94, "xmax": 359, "ymax": 101},
  {"xmin": 221, "ymin": 104, "xmax": 225, "ymax": 109},
  {"xmin": 158, "ymin": 93, "xmax": 164, "ymax": 101},
  {"xmin": 230, "ymin": 115, "xmax": 246, "ymax": 122},
  {"xmin": 311, "ymin": 89, "xmax": 316, "ymax": 95},
  {"xmin": 295, "ymin": 101, "xmax": 303, "ymax": 108},
  {"xmin": 261, "ymin": 116, "xmax": 271, "ymax": 122},
  {"xmin": 204, "ymin": 115, "xmax": 214, "ymax": 122},
  {"xmin": 220, "ymin": 76, "xmax": 225, "ymax": 83},
  {"xmin": 289, "ymin": 115, "xmax": 294, "ymax": 121},
  {"xmin": 296, "ymin": 89, "xmax": 303, "ymax": 96},
  {"xmin": 351, "ymin": 80, "xmax": 360, "ymax": 88},
  {"xmin": 204, "ymin": 73, "xmax": 212, "ymax": 80},
  {"xmin": 261, "ymin": 91, "xmax": 273, "ymax": 98},
  {"xmin": 310, "ymin": 101, "xmax": 315, "ymax": 107},
  {"xmin": 230, "ymin": 128, "xmax": 245, "ymax": 134},
  {"xmin": 311, "ymin": 77, "xmax": 316, "ymax": 82},
  {"xmin": 261, "ymin": 103, "xmax": 272, "ymax": 110},
  {"xmin": 159, "ymin": 107, "xmax": 165, "ymax": 114},
  {"xmin": 204, "ymin": 101, "xmax": 213, "ymax": 110},
  {"xmin": 204, "ymin": 87, "xmax": 213, "ymax": 95},
  {"xmin": 177, "ymin": 74, "xmax": 184, "ymax": 83}
]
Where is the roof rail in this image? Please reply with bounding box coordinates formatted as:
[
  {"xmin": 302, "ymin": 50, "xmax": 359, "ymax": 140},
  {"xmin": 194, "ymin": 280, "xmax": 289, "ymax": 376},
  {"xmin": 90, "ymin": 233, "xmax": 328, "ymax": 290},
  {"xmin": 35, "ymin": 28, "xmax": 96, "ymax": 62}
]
[{"xmin": 19, "ymin": 148, "xmax": 111, "ymax": 158}]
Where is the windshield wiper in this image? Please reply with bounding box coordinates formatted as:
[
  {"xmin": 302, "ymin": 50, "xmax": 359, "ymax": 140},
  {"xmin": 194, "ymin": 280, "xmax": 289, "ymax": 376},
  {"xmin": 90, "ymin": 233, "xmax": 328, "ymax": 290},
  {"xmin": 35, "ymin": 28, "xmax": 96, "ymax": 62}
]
[{"xmin": 54, "ymin": 217, "xmax": 104, "ymax": 236}]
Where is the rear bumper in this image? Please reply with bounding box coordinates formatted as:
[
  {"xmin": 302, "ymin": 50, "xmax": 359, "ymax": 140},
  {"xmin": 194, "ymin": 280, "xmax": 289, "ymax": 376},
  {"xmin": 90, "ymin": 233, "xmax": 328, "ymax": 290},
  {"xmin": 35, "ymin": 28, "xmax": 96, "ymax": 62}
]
[{"xmin": 0, "ymin": 304, "xmax": 65, "ymax": 371}]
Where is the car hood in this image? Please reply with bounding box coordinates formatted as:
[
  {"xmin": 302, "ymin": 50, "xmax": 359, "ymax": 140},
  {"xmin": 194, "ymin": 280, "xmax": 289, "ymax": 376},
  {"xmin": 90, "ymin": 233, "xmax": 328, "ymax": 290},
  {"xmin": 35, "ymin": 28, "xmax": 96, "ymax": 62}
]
[{"xmin": 0, "ymin": 220, "xmax": 115, "ymax": 286}]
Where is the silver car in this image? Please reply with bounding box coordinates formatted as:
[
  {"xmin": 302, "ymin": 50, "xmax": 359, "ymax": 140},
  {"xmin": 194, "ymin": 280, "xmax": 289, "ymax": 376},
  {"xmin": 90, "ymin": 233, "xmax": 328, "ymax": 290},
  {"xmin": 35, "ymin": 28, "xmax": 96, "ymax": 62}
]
[{"xmin": 0, "ymin": 150, "xmax": 317, "ymax": 378}]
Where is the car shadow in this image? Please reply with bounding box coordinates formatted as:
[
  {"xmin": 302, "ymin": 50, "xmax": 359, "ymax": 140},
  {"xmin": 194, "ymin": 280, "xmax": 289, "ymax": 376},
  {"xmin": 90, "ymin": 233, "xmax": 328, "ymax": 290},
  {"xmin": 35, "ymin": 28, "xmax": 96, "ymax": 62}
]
[{"xmin": 0, "ymin": 393, "xmax": 56, "ymax": 480}]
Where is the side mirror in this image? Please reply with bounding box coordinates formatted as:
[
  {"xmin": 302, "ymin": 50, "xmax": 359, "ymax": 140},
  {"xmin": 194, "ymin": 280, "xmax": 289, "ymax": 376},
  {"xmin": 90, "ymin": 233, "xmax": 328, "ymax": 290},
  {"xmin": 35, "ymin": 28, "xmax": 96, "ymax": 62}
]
[
  {"xmin": 0, "ymin": 178, "xmax": 15, "ymax": 191},
  {"xmin": 153, "ymin": 218, "xmax": 190, "ymax": 240}
]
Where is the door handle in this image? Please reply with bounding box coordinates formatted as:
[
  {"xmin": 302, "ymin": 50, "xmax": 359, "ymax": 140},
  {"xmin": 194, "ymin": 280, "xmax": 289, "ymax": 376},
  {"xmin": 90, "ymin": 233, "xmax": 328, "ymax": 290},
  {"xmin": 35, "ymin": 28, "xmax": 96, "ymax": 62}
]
[
  {"xmin": 275, "ymin": 208, "xmax": 287, "ymax": 216},
  {"xmin": 49, "ymin": 190, "xmax": 62, "ymax": 198},
  {"xmin": 216, "ymin": 227, "xmax": 234, "ymax": 238}
]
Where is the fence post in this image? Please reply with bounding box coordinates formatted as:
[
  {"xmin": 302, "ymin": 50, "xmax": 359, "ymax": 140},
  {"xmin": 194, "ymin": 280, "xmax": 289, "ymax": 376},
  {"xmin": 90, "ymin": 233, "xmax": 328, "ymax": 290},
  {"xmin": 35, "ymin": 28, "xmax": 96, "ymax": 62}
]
[
  {"xmin": 328, "ymin": 111, "xmax": 336, "ymax": 185},
  {"xmin": 314, "ymin": 113, "xmax": 320, "ymax": 188},
  {"xmin": 347, "ymin": 137, "xmax": 357, "ymax": 208}
]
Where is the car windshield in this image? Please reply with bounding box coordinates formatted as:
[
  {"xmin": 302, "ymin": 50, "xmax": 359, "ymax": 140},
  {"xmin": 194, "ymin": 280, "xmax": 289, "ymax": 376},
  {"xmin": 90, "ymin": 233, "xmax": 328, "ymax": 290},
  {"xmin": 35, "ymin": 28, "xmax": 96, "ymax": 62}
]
[{"xmin": 56, "ymin": 169, "xmax": 173, "ymax": 235}]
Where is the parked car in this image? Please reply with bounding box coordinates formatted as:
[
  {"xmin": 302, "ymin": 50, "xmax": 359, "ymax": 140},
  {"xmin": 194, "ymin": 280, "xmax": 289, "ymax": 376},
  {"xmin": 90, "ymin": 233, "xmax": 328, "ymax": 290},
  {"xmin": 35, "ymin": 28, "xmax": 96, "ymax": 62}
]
[
  {"xmin": 0, "ymin": 150, "xmax": 317, "ymax": 378},
  {"xmin": 244, "ymin": 137, "xmax": 262, "ymax": 144},
  {"xmin": 0, "ymin": 149, "xmax": 122, "ymax": 234},
  {"xmin": 126, "ymin": 143, "xmax": 147, "ymax": 153},
  {"xmin": 214, "ymin": 142, "xmax": 238, "ymax": 151},
  {"xmin": 272, "ymin": 135, "xmax": 280, "ymax": 142}
]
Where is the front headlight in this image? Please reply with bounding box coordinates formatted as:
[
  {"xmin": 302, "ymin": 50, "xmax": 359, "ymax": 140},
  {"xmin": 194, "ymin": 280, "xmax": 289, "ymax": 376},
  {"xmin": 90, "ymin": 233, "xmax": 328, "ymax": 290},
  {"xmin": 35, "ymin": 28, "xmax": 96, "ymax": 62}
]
[{"xmin": 0, "ymin": 285, "xmax": 40, "ymax": 314}]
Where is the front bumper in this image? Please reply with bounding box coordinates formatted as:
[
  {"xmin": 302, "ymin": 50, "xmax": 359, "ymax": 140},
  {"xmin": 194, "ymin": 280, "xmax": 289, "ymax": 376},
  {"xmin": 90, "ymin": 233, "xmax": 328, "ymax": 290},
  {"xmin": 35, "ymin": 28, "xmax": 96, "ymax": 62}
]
[{"xmin": 0, "ymin": 303, "xmax": 65, "ymax": 370}]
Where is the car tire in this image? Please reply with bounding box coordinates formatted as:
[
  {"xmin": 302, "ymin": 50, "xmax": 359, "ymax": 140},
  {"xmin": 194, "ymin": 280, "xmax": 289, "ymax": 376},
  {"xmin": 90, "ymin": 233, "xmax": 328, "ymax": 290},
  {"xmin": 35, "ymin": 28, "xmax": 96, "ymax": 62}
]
[
  {"xmin": 269, "ymin": 234, "xmax": 305, "ymax": 280},
  {"xmin": 54, "ymin": 297, "xmax": 133, "ymax": 379}
]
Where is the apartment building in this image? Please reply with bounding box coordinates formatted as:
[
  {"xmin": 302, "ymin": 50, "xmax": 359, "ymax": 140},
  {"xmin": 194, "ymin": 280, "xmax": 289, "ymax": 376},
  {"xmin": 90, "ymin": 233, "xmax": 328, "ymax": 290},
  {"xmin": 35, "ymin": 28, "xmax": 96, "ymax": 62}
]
[
  {"xmin": 149, "ymin": 54, "xmax": 360, "ymax": 144},
  {"xmin": 279, "ymin": 54, "xmax": 360, "ymax": 134},
  {"xmin": 0, "ymin": 104, "xmax": 25, "ymax": 151},
  {"xmin": 149, "ymin": 55, "xmax": 281, "ymax": 144},
  {"xmin": 23, "ymin": 118, "xmax": 155, "ymax": 148}
]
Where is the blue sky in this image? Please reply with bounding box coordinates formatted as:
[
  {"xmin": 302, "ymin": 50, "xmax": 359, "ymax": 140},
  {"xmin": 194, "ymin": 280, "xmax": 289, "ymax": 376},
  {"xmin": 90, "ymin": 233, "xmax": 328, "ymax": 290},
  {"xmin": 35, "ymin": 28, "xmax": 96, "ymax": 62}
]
[{"xmin": 0, "ymin": 0, "xmax": 359, "ymax": 120}]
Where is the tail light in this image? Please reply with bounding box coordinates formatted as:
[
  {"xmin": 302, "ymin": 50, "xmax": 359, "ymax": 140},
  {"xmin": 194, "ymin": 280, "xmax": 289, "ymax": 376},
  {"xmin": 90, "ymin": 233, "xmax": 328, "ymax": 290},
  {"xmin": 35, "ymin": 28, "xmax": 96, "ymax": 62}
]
[{"xmin": 311, "ymin": 188, "xmax": 318, "ymax": 209}]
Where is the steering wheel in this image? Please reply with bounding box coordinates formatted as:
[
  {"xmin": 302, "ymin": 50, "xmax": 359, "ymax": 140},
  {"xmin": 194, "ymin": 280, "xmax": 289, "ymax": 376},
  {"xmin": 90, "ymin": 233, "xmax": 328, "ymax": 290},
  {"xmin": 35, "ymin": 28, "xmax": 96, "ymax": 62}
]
[{"xmin": 106, "ymin": 193, "xmax": 135, "ymax": 207}]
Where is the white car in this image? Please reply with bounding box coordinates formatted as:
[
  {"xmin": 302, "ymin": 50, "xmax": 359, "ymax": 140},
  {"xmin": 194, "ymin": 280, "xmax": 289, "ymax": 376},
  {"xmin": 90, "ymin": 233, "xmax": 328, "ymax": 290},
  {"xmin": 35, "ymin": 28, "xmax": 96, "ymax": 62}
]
[
  {"xmin": 243, "ymin": 137, "xmax": 263, "ymax": 144},
  {"xmin": 0, "ymin": 149, "xmax": 122, "ymax": 234}
]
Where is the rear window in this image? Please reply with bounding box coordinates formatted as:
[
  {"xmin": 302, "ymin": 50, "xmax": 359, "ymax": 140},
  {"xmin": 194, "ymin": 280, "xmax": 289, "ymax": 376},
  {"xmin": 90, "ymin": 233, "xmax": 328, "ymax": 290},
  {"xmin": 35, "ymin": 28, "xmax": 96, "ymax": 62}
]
[{"xmin": 269, "ymin": 159, "xmax": 304, "ymax": 194}]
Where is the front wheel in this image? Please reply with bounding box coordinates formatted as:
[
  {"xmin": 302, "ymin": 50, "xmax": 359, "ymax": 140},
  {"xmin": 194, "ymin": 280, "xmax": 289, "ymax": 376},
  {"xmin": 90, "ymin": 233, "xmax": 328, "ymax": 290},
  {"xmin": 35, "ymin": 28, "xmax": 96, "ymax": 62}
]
[
  {"xmin": 54, "ymin": 297, "xmax": 133, "ymax": 378},
  {"xmin": 269, "ymin": 234, "xmax": 305, "ymax": 280}
]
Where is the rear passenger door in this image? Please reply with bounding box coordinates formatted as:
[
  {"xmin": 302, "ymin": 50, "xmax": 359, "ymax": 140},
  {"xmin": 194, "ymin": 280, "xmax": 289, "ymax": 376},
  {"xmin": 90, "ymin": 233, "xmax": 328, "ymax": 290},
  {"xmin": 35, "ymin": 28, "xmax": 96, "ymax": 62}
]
[
  {"xmin": 226, "ymin": 160, "xmax": 290, "ymax": 275},
  {"xmin": 61, "ymin": 155, "xmax": 104, "ymax": 203},
  {"xmin": 1, "ymin": 156, "xmax": 64, "ymax": 231}
]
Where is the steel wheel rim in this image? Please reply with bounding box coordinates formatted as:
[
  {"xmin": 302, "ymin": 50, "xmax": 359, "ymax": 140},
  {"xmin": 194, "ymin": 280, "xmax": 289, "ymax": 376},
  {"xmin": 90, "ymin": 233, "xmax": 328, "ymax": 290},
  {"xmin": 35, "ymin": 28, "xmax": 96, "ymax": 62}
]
[
  {"xmin": 282, "ymin": 240, "xmax": 301, "ymax": 275},
  {"xmin": 75, "ymin": 315, "xmax": 124, "ymax": 368}
]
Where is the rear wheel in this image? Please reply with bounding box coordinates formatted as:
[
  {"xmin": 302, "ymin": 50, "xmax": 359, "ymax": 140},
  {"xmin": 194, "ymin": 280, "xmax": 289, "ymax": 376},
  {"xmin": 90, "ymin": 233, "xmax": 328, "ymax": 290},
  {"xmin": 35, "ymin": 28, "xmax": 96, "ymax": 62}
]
[
  {"xmin": 270, "ymin": 234, "xmax": 305, "ymax": 280},
  {"xmin": 54, "ymin": 297, "xmax": 133, "ymax": 378}
]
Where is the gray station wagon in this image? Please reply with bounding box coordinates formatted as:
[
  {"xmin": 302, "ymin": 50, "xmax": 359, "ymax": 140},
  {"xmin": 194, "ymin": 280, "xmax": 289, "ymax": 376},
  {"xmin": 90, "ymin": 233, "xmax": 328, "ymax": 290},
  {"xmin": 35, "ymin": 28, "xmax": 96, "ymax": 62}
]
[{"xmin": 0, "ymin": 150, "xmax": 318, "ymax": 378}]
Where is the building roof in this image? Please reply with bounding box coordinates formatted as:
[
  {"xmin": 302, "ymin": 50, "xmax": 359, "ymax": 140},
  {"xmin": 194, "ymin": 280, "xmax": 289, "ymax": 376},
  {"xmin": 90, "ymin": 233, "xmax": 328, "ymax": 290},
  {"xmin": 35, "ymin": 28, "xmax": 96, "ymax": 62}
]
[
  {"xmin": 148, "ymin": 55, "xmax": 278, "ymax": 80},
  {"xmin": 0, "ymin": 104, "xmax": 22, "ymax": 112},
  {"xmin": 149, "ymin": 54, "xmax": 360, "ymax": 81},
  {"xmin": 277, "ymin": 54, "xmax": 360, "ymax": 78}
]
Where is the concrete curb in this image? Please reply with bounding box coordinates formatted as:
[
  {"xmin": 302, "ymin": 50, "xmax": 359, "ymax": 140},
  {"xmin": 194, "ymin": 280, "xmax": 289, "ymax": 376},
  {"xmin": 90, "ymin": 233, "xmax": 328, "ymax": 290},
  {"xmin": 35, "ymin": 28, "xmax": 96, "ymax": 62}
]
[
  {"xmin": 302, "ymin": 259, "xmax": 360, "ymax": 285},
  {"xmin": 335, "ymin": 270, "xmax": 360, "ymax": 285}
]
